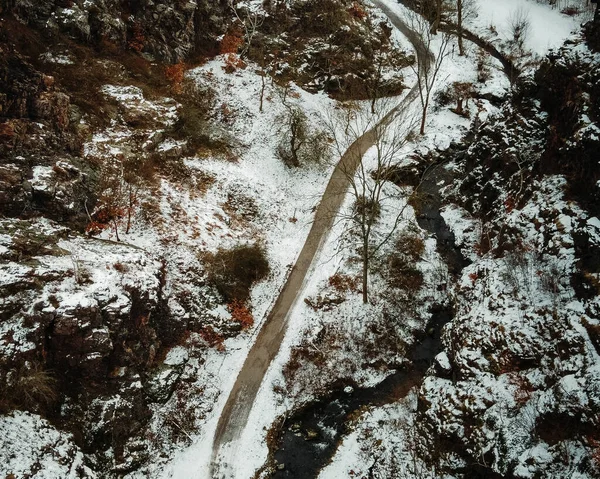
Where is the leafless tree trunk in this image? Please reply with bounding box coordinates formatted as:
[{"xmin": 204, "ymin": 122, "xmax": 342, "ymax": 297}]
[
  {"xmin": 255, "ymin": 46, "xmax": 268, "ymax": 113},
  {"xmin": 457, "ymin": 0, "xmax": 464, "ymax": 55},
  {"xmin": 409, "ymin": 11, "xmax": 451, "ymax": 135},
  {"xmin": 509, "ymin": 6, "xmax": 531, "ymax": 52},
  {"xmin": 453, "ymin": 0, "xmax": 478, "ymax": 56},
  {"xmin": 113, "ymin": 218, "xmax": 121, "ymax": 242},
  {"xmin": 431, "ymin": 0, "xmax": 443, "ymax": 34},
  {"xmin": 325, "ymin": 101, "xmax": 418, "ymax": 303},
  {"xmin": 259, "ymin": 71, "xmax": 267, "ymax": 112},
  {"xmin": 228, "ymin": 0, "xmax": 264, "ymax": 59},
  {"xmin": 125, "ymin": 182, "xmax": 139, "ymax": 235}
]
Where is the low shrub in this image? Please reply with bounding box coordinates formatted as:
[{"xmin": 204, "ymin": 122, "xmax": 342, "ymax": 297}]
[
  {"xmin": 395, "ymin": 231, "xmax": 425, "ymax": 261},
  {"xmin": 385, "ymin": 232, "xmax": 425, "ymax": 292},
  {"xmin": 164, "ymin": 62, "xmax": 186, "ymax": 93},
  {"xmin": 228, "ymin": 300, "xmax": 254, "ymax": 329},
  {"xmin": 386, "ymin": 256, "xmax": 424, "ymax": 292},
  {"xmin": 204, "ymin": 243, "xmax": 270, "ymax": 302},
  {"xmin": 169, "ymin": 80, "xmax": 232, "ymax": 155},
  {"xmin": 434, "ymin": 87, "xmax": 453, "ymax": 109},
  {"xmin": 328, "ymin": 272, "xmax": 360, "ymax": 293},
  {"xmin": 198, "ymin": 326, "xmax": 226, "ymax": 351}
]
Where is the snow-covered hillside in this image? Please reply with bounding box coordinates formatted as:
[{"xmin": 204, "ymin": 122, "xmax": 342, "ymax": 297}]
[{"xmin": 1, "ymin": 0, "xmax": 599, "ymax": 478}]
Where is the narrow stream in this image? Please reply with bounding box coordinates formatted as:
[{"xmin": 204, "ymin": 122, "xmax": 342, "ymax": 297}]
[
  {"xmin": 261, "ymin": 2, "xmax": 519, "ymax": 472},
  {"xmin": 268, "ymin": 161, "xmax": 469, "ymax": 478},
  {"xmin": 271, "ymin": 307, "xmax": 452, "ymax": 479}
]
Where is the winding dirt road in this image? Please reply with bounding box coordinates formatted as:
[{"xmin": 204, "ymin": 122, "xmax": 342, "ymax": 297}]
[{"xmin": 210, "ymin": 2, "xmax": 432, "ymax": 477}]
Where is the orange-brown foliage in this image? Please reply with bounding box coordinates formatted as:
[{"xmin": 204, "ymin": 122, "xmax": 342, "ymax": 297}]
[
  {"xmin": 199, "ymin": 326, "xmax": 226, "ymax": 351},
  {"xmin": 165, "ymin": 62, "xmax": 186, "ymax": 93},
  {"xmin": 128, "ymin": 24, "xmax": 145, "ymax": 53},
  {"xmin": 508, "ymin": 374, "xmax": 534, "ymax": 406},
  {"xmin": 228, "ymin": 299, "xmax": 254, "ymax": 329},
  {"xmin": 348, "ymin": 2, "xmax": 367, "ymax": 20},
  {"xmin": 328, "ymin": 273, "xmax": 360, "ymax": 293},
  {"xmin": 222, "ymin": 53, "xmax": 246, "ymax": 73},
  {"xmin": 504, "ymin": 196, "xmax": 516, "ymax": 213},
  {"xmin": 220, "ymin": 29, "xmax": 244, "ymax": 55}
]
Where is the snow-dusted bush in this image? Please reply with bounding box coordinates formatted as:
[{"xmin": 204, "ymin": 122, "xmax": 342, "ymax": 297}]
[
  {"xmin": 204, "ymin": 243, "xmax": 270, "ymax": 302},
  {"xmin": 276, "ymin": 106, "xmax": 329, "ymax": 167}
]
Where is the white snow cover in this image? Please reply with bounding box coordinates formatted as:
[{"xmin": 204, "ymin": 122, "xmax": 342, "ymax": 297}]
[
  {"xmin": 154, "ymin": 0, "xmax": 504, "ymax": 476},
  {"xmin": 472, "ymin": 0, "xmax": 587, "ymax": 56},
  {"xmin": 3, "ymin": 0, "xmax": 597, "ymax": 477},
  {"xmin": 0, "ymin": 411, "xmax": 96, "ymax": 478}
]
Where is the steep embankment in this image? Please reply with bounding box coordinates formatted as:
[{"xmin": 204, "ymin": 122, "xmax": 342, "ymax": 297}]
[{"xmin": 363, "ymin": 26, "xmax": 600, "ymax": 478}]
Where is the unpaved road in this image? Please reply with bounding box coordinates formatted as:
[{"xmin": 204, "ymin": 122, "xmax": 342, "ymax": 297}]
[{"xmin": 210, "ymin": 2, "xmax": 432, "ymax": 476}]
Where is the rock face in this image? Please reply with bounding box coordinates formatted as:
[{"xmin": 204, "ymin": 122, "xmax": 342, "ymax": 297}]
[
  {"xmin": 0, "ymin": 47, "xmax": 94, "ymax": 223},
  {"xmin": 0, "ymin": 217, "xmax": 178, "ymax": 472},
  {"xmin": 0, "ymin": 0, "xmax": 249, "ymax": 475},
  {"xmin": 0, "ymin": 218, "xmax": 165, "ymax": 376},
  {"xmin": 0, "ymin": 50, "xmax": 74, "ymax": 155},
  {"xmin": 0, "ymin": 50, "xmax": 69, "ymax": 127},
  {"xmin": 412, "ymin": 33, "xmax": 600, "ymax": 478},
  {"xmin": 0, "ymin": 0, "xmax": 229, "ymax": 62}
]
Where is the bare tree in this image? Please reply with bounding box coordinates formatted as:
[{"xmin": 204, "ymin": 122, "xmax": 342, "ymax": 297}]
[
  {"xmin": 431, "ymin": 0, "xmax": 444, "ymax": 34},
  {"xmin": 449, "ymin": 81, "xmax": 474, "ymax": 115},
  {"xmin": 228, "ymin": 0, "xmax": 264, "ymax": 59},
  {"xmin": 457, "ymin": 0, "xmax": 464, "ymax": 54},
  {"xmin": 277, "ymin": 106, "xmax": 308, "ymax": 167},
  {"xmin": 256, "ymin": 46, "xmax": 268, "ymax": 113},
  {"xmin": 276, "ymin": 94, "xmax": 328, "ymax": 168},
  {"xmin": 91, "ymin": 159, "xmax": 126, "ymax": 242},
  {"xmin": 509, "ymin": 6, "xmax": 531, "ymax": 52},
  {"xmin": 87, "ymin": 156, "xmax": 151, "ymax": 240},
  {"xmin": 409, "ymin": 10, "xmax": 451, "ymax": 135},
  {"xmin": 326, "ymin": 101, "xmax": 418, "ymax": 303},
  {"xmin": 454, "ymin": 0, "xmax": 478, "ymax": 55}
]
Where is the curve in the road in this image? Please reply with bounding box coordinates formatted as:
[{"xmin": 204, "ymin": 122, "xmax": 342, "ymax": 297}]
[{"xmin": 210, "ymin": 2, "xmax": 432, "ymax": 477}]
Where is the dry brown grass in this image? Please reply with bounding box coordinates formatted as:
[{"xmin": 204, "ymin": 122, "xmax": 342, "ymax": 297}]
[{"xmin": 0, "ymin": 362, "xmax": 58, "ymax": 413}]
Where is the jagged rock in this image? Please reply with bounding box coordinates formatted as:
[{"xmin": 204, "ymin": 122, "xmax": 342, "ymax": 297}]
[
  {"xmin": 0, "ymin": 163, "xmax": 31, "ymax": 214},
  {"xmin": 433, "ymin": 351, "xmax": 452, "ymax": 378},
  {"xmin": 0, "ymin": 217, "xmax": 165, "ymax": 379},
  {"xmin": 1, "ymin": 0, "xmax": 229, "ymax": 62},
  {"xmin": 145, "ymin": 346, "xmax": 189, "ymax": 403},
  {"xmin": 0, "ymin": 52, "xmax": 70, "ymax": 128}
]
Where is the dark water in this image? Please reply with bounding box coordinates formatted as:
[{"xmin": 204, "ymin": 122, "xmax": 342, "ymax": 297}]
[
  {"xmin": 270, "ymin": 307, "xmax": 452, "ymax": 478},
  {"xmin": 415, "ymin": 160, "xmax": 471, "ymax": 276}
]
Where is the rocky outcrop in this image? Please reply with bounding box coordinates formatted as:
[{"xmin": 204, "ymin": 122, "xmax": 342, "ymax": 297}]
[
  {"xmin": 0, "ymin": 217, "xmax": 186, "ymax": 472},
  {"xmin": 0, "ymin": 0, "xmax": 230, "ymax": 63},
  {"xmin": 412, "ymin": 33, "xmax": 600, "ymax": 478},
  {"xmin": 0, "ymin": 218, "xmax": 165, "ymax": 376},
  {"xmin": 0, "ymin": 49, "xmax": 70, "ymax": 128}
]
